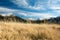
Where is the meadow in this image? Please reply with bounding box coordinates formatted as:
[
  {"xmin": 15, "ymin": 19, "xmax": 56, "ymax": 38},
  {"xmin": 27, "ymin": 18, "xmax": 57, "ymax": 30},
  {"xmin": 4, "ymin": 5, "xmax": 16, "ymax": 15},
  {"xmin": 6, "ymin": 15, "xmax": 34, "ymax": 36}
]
[{"xmin": 0, "ymin": 22, "xmax": 60, "ymax": 40}]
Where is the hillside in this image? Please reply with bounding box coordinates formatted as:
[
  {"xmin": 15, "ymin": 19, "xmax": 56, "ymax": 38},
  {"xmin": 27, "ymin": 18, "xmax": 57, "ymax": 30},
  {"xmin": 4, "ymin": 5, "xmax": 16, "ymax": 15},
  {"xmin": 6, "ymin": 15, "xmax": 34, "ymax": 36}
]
[
  {"xmin": 0, "ymin": 14, "xmax": 27, "ymax": 22},
  {"xmin": 47, "ymin": 17, "xmax": 60, "ymax": 24},
  {"xmin": 40, "ymin": 16, "xmax": 60, "ymax": 24},
  {"xmin": 0, "ymin": 14, "xmax": 60, "ymax": 24}
]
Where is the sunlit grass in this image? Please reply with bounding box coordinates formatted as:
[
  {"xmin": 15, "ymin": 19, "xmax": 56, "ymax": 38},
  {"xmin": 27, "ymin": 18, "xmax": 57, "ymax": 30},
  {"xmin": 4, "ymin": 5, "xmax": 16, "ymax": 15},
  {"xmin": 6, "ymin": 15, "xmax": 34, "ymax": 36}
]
[{"xmin": 0, "ymin": 22, "xmax": 60, "ymax": 40}]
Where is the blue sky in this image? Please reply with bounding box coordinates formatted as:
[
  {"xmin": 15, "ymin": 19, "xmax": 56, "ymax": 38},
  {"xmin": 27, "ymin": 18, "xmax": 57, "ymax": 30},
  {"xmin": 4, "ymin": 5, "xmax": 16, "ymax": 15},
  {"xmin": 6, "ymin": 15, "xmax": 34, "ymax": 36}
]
[{"xmin": 0, "ymin": 0, "xmax": 60, "ymax": 20}]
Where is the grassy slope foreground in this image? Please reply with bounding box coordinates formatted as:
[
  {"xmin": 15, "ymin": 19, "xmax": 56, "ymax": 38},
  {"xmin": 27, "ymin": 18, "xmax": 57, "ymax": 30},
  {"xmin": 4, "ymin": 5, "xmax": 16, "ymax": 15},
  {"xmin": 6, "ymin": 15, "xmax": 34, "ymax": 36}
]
[{"xmin": 0, "ymin": 22, "xmax": 60, "ymax": 40}]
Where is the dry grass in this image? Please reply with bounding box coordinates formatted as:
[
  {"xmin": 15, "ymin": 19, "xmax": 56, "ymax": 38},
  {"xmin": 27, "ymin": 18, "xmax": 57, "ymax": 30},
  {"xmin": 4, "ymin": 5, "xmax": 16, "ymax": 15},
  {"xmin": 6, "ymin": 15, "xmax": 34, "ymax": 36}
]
[{"xmin": 0, "ymin": 22, "xmax": 60, "ymax": 40}]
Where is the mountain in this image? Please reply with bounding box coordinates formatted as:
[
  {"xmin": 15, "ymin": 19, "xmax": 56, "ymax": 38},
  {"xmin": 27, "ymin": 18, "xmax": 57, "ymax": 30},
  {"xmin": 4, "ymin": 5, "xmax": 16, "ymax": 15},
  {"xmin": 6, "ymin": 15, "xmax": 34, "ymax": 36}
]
[
  {"xmin": 47, "ymin": 16, "xmax": 60, "ymax": 24},
  {"xmin": 0, "ymin": 14, "xmax": 27, "ymax": 22},
  {"xmin": 0, "ymin": 14, "xmax": 41, "ymax": 23},
  {"xmin": 39, "ymin": 16, "xmax": 60, "ymax": 24},
  {"xmin": 0, "ymin": 14, "xmax": 60, "ymax": 24}
]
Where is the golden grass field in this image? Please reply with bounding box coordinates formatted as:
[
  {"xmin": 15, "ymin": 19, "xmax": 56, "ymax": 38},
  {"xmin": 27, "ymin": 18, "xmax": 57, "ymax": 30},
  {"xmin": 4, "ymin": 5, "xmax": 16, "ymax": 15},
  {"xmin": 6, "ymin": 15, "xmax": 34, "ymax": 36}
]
[{"xmin": 0, "ymin": 22, "xmax": 60, "ymax": 40}]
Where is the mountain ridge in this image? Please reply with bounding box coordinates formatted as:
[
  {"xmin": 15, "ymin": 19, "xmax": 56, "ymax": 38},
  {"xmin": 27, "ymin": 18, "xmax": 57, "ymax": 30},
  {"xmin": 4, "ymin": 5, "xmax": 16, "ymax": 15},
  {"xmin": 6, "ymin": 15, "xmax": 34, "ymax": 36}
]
[{"xmin": 0, "ymin": 14, "xmax": 60, "ymax": 24}]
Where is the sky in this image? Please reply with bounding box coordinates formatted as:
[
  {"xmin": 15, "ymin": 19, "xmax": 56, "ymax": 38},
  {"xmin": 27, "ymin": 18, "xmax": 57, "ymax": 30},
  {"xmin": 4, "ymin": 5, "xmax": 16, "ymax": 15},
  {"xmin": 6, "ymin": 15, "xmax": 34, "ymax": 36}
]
[{"xmin": 0, "ymin": 0, "xmax": 60, "ymax": 20}]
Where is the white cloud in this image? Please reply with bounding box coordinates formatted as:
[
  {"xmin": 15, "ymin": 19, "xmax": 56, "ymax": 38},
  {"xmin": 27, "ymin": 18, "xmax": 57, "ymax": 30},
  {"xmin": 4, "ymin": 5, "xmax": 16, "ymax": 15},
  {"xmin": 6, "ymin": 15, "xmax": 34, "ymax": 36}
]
[
  {"xmin": 27, "ymin": 0, "xmax": 48, "ymax": 10},
  {"xmin": 0, "ymin": 7, "xmax": 20, "ymax": 16},
  {"xmin": 53, "ymin": 10, "xmax": 60, "ymax": 16},
  {"xmin": 0, "ymin": 7, "xmax": 17, "ymax": 12},
  {"xmin": 12, "ymin": 0, "xmax": 60, "ymax": 10},
  {"xmin": 50, "ymin": 6, "xmax": 60, "ymax": 9},
  {"xmin": 17, "ymin": 12, "xmax": 28, "ymax": 16},
  {"xmin": 38, "ymin": 14, "xmax": 56, "ymax": 19},
  {"xmin": 12, "ymin": 0, "xmax": 48, "ymax": 10},
  {"xmin": 0, "ymin": 14, "xmax": 7, "ymax": 16},
  {"xmin": 12, "ymin": 0, "xmax": 28, "ymax": 7},
  {"xmin": 17, "ymin": 11, "xmax": 57, "ymax": 20},
  {"xmin": 48, "ymin": 0, "xmax": 60, "ymax": 10},
  {"xmin": 0, "ymin": 13, "xmax": 13, "ymax": 16},
  {"xmin": 30, "ymin": 13, "xmax": 56, "ymax": 19},
  {"xmin": 28, "ymin": 5, "xmax": 46, "ymax": 10}
]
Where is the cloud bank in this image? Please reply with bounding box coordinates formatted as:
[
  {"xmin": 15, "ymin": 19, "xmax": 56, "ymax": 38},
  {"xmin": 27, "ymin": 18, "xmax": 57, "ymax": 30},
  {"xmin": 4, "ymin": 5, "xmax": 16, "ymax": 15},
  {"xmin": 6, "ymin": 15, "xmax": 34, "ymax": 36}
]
[{"xmin": 0, "ymin": 0, "xmax": 60, "ymax": 20}]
